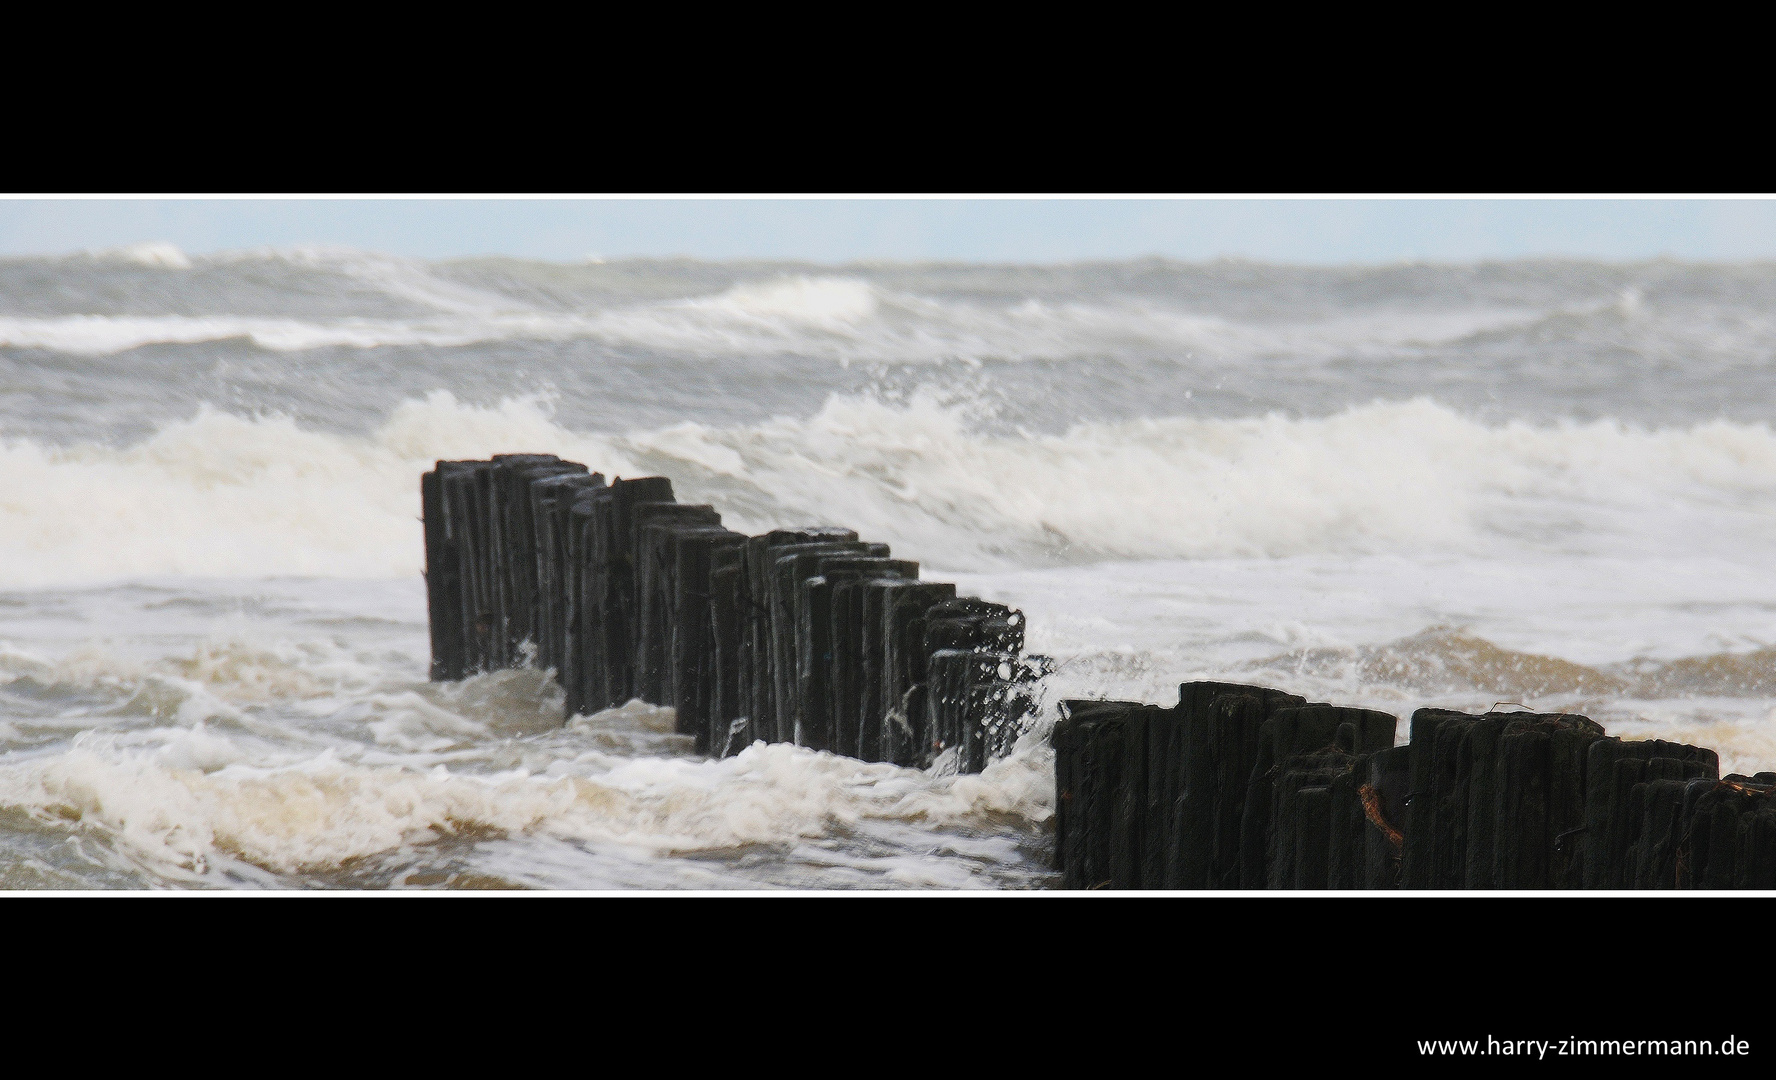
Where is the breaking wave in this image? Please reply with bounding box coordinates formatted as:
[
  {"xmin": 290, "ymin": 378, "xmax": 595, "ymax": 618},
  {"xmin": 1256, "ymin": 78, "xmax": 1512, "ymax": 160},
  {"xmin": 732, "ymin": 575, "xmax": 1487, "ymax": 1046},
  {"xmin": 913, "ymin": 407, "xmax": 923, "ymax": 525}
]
[{"xmin": 4, "ymin": 390, "xmax": 1776, "ymax": 584}]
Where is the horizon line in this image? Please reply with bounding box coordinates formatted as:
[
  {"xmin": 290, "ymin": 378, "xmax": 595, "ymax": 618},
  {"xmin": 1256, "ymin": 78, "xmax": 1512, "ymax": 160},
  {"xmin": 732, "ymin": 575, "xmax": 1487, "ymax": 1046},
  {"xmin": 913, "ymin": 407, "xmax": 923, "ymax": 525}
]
[{"xmin": 8, "ymin": 241, "xmax": 1775, "ymax": 271}]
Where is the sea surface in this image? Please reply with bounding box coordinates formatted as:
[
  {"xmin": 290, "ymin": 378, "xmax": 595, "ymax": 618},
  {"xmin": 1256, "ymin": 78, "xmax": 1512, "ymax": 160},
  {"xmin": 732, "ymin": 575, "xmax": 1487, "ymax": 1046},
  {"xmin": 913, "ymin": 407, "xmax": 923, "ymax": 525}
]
[{"xmin": 5, "ymin": 243, "xmax": 1776, "ymax": 888}]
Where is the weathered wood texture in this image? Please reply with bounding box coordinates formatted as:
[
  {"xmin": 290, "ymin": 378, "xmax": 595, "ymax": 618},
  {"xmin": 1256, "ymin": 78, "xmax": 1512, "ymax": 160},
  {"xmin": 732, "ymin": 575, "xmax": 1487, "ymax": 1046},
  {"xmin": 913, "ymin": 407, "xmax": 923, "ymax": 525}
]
[{"xmin": 422, "ymin": 457, "xmax": 1040, "ymax": 778}]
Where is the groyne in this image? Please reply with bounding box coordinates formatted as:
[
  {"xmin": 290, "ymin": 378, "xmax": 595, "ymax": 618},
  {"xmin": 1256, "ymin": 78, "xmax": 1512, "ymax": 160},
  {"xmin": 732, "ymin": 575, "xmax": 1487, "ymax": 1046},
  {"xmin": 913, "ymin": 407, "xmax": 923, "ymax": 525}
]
[
  {"xmin": 421, "ymin": 455, "xmax": 1041, "ymax": 771},
  {"xmin": 422, "ymin": 455, "xmax": 1776, "ymax": 889},
  {"xmin": 1054, "ymin": 689, "xmax": 1774, "ymax": 889}
]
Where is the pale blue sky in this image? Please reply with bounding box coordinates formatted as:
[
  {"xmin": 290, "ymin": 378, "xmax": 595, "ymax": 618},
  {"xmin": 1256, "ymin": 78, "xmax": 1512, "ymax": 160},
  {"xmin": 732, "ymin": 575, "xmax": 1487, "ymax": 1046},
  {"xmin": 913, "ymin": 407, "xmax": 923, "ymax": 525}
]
[{"xmin": 3, "ymin": 199, "xmax": 1775, "ymax": 264}]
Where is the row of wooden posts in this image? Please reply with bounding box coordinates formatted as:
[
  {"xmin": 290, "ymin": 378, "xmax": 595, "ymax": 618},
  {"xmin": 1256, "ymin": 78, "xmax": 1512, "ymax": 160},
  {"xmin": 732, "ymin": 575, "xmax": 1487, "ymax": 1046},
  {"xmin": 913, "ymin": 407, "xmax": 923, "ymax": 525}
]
[
  {"xmin": 419, "ymin": 456, "xmax": 1776, "ymax": 888},
  {"xmin": 420, "ymin": 454, "xmax": 1041, "ymax": 770},
  {"xmin": 1054, "ymin": 684, "xmax": 1776, "ymax": 889}
]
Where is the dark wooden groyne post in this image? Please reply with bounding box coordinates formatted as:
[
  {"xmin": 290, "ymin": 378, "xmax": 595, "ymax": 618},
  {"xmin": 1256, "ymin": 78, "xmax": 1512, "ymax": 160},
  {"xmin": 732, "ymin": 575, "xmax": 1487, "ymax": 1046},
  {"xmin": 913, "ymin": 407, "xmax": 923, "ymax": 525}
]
[
  {"xmin": 421, "ymin": 464, "xmax": 455, "ymax": 682},
  {"xmin": 1047, "ymin": 682, "xmax": 1776, "ymax": 889},
  {"xmin": 421, "ymin": 456, "xmax": 1041, "ymax": 781}
]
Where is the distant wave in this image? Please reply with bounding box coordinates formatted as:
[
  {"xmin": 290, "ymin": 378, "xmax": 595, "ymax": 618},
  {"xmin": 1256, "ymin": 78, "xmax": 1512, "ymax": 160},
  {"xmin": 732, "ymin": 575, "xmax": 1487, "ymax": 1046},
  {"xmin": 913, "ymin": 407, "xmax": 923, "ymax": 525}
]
[
  {"xmin": 0, "ymin": 313, "xmax": 560, "ymax": 353},
  {"xmin": 0, "ymin": 268, "xmax": 1556, "ymax": 365}
]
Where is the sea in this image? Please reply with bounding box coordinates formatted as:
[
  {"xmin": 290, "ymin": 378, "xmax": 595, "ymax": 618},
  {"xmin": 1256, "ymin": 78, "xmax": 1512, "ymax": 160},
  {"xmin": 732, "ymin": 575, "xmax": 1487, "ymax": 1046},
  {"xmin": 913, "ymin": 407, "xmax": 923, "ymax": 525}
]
[{"xmin": 5, "ymin": 242, "xmax": 1776, "ymax": 889}]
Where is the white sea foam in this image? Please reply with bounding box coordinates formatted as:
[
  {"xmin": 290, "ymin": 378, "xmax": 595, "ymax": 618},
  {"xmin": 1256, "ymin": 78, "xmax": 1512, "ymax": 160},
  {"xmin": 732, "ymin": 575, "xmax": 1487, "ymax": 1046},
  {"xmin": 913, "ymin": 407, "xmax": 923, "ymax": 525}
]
[
  {"xmin": 0, "ymin": 631, "xmax": 1050, "ymax": 882},
  {"xmin": 4, "ymin": 391, "xmax": 1776, "ymax": 586},
  {"xmin": 0, "ymin": 392, "xmax": 635, "ymax": 585},
  {"xmin": 637, "ymin": 391, "xmax": 1776, "ymax": 570},
  {"xmin": 0, "ymin": 695, "xmax": 1052, "ymax": 876}
]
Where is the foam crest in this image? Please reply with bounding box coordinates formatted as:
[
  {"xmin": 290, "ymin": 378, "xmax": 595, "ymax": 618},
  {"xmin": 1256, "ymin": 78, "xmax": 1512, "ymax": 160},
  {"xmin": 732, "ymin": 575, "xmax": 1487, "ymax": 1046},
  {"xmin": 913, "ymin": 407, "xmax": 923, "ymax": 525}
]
[
  {"xmin": 9, "ymin": 390, "xmax": 1776, "ymax": 585},
  {"xmin": 696, "ymin": 275, "xmax": 878, "ymax": 324},
  {"xmin": 94, "ymin": 242, "xmax": 194, "ymax": 270},
  {"xmin": 645, "ymin": 393, "xmax": 1776, "ymax": 570}
]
